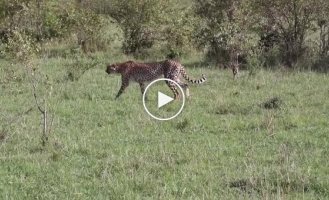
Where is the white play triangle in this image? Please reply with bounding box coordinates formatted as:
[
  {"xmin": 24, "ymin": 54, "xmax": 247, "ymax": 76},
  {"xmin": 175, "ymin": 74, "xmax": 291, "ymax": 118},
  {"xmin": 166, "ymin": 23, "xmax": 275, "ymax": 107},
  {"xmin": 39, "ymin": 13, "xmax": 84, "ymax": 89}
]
[{"xmin": 158, "ymin": 91, "xmax": 174, "ymax": 108}]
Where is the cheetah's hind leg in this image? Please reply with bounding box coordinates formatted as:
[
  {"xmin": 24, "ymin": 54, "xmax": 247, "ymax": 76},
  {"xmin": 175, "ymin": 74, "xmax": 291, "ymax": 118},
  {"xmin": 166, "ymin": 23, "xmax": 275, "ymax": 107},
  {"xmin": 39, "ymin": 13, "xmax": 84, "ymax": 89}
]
[
  {"xmin": 165, "ymin": 80, "xmax": 180, "ymax": 100},
  {"xmin": 177, "ymin": 80, "xmax": 189, "ymax": 98},
  {"xmin": 180, "ymin": 83, "xmax": 189, "ymax": 98}
]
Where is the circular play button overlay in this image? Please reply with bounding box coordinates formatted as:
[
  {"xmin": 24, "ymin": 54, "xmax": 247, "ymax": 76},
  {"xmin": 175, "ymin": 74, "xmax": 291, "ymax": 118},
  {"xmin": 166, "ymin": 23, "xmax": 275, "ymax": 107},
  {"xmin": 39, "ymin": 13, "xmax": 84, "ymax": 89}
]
[{"xmin": 143, "ymin": 78, "xmax": 185, "ymax": 121}]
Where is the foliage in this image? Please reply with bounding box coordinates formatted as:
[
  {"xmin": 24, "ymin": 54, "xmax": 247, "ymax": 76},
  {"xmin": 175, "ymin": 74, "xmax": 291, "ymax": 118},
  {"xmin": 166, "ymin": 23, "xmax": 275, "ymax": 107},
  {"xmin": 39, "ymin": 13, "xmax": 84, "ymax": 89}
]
[
  {"xmin": 4, "ymin": 29, "xmax": 39, "ymax": 62},
  {"xmin": 0, "ymin": 0, "xmax": 114, "ymax": 55},
  {"xmin": 99, "ymin": 0, "xmax": 198, "ymax": 58},
  {"xmin": 66, "ymin": 1, "xmax": 118, "ymax": 53},
  {"xmin": 251, "ymin": 0, "xmax": 323, "ymax": 67},
  {"xmin": 163, "ymin": 6, "xmax": 199, "ymax": 58},
  {"xmin": 316, "ymin": 0, "xmax": 329, "ymax": 69},
  {"xmin": 1, "ymin": 0, "xmax": 329, "ymax": 71},
  {"xmin": 105, "ymin": 0, "xmax": 169, "ymax": 55},
  {"xmin": 193, "ymin": 0, "xmax": 261, "ymax": 67}
]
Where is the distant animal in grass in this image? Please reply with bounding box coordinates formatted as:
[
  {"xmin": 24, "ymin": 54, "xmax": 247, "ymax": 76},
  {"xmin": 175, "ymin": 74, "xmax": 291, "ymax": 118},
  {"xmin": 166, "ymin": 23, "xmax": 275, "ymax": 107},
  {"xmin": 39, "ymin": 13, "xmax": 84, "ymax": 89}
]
[
  {"xmin": 230, "ymin": 62, "xmax": 240, "ymax": 80},
  {"xmin": 228, "ymin": 48, "xmax": 241, "ymax": 79}
]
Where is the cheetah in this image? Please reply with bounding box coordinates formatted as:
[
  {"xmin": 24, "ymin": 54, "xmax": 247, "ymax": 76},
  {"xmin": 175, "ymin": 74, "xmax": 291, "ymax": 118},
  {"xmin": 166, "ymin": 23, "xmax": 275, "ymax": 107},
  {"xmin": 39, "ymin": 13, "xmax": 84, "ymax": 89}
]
[{"xmin": 106, "ymin": 60, "xmax": 206, "ymax": 99}]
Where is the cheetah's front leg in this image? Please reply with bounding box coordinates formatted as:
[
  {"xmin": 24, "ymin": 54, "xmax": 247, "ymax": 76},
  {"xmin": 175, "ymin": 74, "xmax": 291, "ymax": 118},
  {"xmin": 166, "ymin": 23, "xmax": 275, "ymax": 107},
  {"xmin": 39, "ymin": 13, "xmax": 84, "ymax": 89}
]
[
  {"xmin": 115, "ymin": 77, "xmax": 129, "ymax": 99},
  {"xmin": 139, "ymin": 82, "xmax": 148, "ymax": 100},
  {"xmin": 139, "ymin": 82, "xmax": 145, "ymax": 95}
]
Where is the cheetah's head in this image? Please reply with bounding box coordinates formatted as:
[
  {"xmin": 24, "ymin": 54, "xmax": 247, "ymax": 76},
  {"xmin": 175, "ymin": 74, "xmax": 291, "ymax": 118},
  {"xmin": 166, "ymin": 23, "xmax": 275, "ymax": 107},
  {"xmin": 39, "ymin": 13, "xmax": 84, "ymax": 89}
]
[{"xmin": 106, "ymin": 64, "xmax": 119, "ymax": 74}]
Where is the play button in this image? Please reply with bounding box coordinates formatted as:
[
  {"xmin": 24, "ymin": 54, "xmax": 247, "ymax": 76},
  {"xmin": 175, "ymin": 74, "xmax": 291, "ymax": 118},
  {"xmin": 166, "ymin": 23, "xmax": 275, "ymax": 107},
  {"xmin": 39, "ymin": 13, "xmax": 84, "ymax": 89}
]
[
  {"xmin": 158, "ymin": 91, "xmax": 174, "ymax": 108},
  {"xmin": 143, "ymin": 78, "xmax": 185, "ymax": 121}
]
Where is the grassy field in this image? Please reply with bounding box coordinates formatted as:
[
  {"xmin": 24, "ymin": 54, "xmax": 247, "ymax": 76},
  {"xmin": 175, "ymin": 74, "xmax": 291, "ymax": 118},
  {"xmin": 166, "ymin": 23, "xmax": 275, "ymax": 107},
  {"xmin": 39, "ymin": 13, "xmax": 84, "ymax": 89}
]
[{"xmin": 0, "ymin": 55, "xmax": 329, "ymax": 199}]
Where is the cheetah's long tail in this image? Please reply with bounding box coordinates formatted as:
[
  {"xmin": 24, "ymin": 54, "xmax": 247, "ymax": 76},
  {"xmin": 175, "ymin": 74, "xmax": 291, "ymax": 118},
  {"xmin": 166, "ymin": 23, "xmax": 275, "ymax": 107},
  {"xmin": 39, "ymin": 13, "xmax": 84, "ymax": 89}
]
[{"xmin": 180, "ymin": 68, "xmax": 206, "ymax": 84}]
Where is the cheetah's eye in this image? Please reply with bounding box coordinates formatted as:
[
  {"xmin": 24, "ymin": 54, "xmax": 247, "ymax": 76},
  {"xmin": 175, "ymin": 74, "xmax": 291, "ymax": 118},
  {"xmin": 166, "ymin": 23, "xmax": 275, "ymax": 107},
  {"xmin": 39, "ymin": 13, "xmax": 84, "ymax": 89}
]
[
  {"xmin": 110, "ymin": 65, "xmax": 118, "ymax": 71},
  {"xmin": 106, "ymin": 64, "xmax": 117, "ymax": 74}
]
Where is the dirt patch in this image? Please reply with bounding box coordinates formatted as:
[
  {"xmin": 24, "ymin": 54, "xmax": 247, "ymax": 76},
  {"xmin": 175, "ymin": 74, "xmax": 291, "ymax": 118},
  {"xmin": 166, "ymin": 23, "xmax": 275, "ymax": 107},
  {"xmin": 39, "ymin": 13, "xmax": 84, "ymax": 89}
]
[
  {"xmin": 229, "ymin": 179, "xmax": 260, "ymax": 193},
  {"xmin": 176, "ymin": 118, "xmax": 189, "ymax": 131},
  {"xmin": 0, "ymin": 131, "xmax": 7, "ymax": 142},
  {"xmin": 261, "ymin": 97, "xmax": 283, "ymax": 109},
  {"xmin": 229, "ymin": 177, "xmax": 310, "ymax": 194}
]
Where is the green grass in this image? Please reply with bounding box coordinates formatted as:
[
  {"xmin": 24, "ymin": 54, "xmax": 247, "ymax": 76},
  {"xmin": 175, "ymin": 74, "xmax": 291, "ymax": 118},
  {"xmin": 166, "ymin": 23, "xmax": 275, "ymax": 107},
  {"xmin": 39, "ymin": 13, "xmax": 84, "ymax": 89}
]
[{"xmin": 0, "ymin": 56, "xmax": 329, "ymax": 199}]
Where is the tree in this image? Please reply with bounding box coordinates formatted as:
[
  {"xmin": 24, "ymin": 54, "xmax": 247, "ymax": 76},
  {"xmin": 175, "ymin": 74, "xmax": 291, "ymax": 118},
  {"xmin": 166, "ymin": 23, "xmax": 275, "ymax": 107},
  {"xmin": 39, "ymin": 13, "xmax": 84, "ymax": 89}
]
[
  {"xmin": 104, "ymin": 0, "xmax": 170, "ymax": 55},
  {"xmin": 252, "ymin": 0, "xmax": 321, "ymax": 67},
  {"xmin": 85, "ymin": 0, "xmax": 198, "ymax": 58},
  {"xmin": 193, "ymin": 0, "xmax": 260, "ymax": 68},
  {"xmin": 163, "ymin": 6, "xmax": 198, "ymax": 58},
  {"xmin": 317, "ymin": 0, "xmax": 329, "ymax": 57}
]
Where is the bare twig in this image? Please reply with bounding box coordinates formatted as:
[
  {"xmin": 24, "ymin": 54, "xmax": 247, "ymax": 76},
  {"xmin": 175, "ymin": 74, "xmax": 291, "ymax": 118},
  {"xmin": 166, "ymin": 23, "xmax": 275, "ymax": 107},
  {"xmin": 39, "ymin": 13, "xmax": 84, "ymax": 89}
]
[
  {"xmin": 27, "ymin": 65, "xmax": 50, "ymax": 146},
  {"xmin": 48, "ymin": 113, "xmax": 54, "ymax": 135},
  {"xmin": 31, "ymin": 76, "xmax": 45, "ymax": 114}
]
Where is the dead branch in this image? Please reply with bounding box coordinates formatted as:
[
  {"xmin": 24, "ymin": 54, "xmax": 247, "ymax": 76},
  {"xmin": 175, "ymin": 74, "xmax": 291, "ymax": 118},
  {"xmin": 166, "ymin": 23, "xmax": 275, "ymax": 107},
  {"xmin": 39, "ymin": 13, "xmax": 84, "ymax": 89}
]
[
  {"xmin": 27, "ymin": 65, "xmax": 50, "ymax": 146},
  {"xmin": 31, "ymin": 77, "xmax": 45, "ymax": 114}
]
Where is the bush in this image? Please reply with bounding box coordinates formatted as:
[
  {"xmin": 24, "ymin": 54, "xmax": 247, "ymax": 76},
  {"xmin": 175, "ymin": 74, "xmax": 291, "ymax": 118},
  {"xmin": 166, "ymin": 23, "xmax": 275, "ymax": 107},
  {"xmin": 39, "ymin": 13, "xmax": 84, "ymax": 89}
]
[
  {"xmin": 262, "ymin": 45, "xmax": 281, "ymax": 69},
  {"xmin": 106, "ymin": 0, "xmax": 169, "ymax": 56},
  {"xmin": 246, "ymin": 48, "xmax": 264, "ymax": 75},
  {"xmin": 312, "ymin": 56, "xmax": 329, "ymax": 72},
  {"xmin": 0, "ymin": 0, "xmax": 115, "ymax": 56}
]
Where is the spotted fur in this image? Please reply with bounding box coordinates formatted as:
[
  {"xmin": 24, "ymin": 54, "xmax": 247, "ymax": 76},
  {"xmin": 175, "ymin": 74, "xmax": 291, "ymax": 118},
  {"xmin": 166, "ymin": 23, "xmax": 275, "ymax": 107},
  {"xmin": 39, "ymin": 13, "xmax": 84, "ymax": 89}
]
[{"xmin": 106, "ymin": 60, "xmax": 206, "ymax": 99}]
